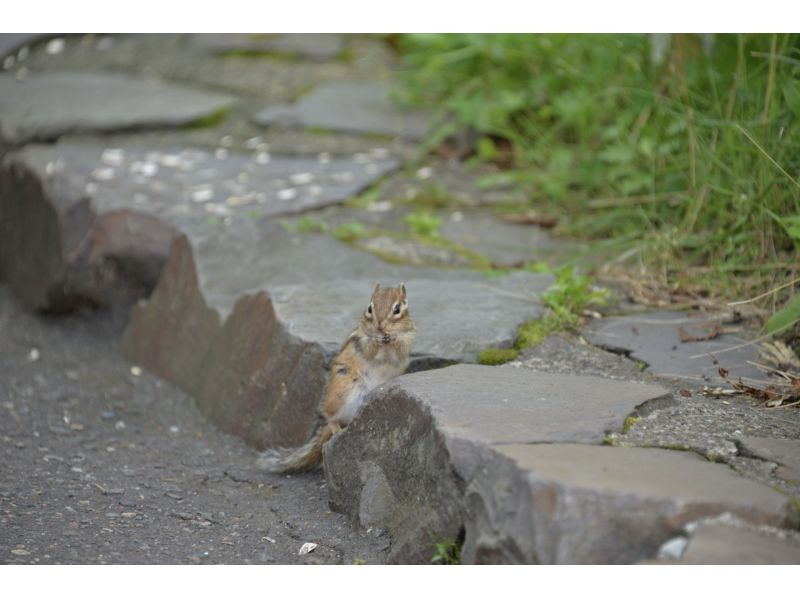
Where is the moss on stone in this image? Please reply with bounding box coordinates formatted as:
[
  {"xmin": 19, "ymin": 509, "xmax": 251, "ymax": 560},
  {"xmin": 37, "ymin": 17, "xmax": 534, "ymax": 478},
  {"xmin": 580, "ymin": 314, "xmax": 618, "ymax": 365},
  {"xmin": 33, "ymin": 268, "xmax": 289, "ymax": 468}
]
[
  {"xmin": 478, "ymin": 347, "xmax": 519, "ymax": 365},
  {"xmin": 622, "ymin": 416, "xmax": 642, "ymax": 434},
  {"xmin": 184, "ymin": 106, "xmax": 231, "ymax": 129}
]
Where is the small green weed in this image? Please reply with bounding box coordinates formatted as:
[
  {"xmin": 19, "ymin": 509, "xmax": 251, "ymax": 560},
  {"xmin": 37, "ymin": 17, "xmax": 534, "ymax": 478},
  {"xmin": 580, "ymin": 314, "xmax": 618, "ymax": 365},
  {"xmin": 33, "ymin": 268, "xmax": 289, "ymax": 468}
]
[
  {"xmin": 516, "ymin": 265, "xmax": 612, "ymax": 349},
  {"xmin": 431, "ymin": 539, "xmax": 461, "ymax": 565},
  {"xmin": 333, "ymin": 221, "xmax": 369, "ymax": 243},
  {"xmin": 404, "ymin": 211, "xmax": 442, "ymax": 238},
  {"xmin": 281, "ymin": 216, "xmax": 329, "ymax": 234}
]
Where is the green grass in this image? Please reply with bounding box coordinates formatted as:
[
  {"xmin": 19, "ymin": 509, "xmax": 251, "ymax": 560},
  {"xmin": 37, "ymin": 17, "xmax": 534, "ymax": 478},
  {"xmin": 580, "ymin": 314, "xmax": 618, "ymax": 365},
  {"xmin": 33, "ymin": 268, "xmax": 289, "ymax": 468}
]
[
  {"xmin": 394, "ymin": 33, "xmax": 800, "ymax": 326},
  {"xmin": 515, "ymin": 265, "xmax": 612, "ymax": 349}
]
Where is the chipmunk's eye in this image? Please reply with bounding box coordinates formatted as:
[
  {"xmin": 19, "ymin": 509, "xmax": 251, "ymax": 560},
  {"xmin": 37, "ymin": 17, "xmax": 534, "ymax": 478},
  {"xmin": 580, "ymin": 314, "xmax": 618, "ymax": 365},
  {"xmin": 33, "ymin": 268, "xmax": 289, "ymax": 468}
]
[
  {"xmin": 393, "ymin": 303, "xmax": 401, "ymax": 315},
  {"xmin": 367, "ymin": 305, "xmax": 373, "ymax": 316}
]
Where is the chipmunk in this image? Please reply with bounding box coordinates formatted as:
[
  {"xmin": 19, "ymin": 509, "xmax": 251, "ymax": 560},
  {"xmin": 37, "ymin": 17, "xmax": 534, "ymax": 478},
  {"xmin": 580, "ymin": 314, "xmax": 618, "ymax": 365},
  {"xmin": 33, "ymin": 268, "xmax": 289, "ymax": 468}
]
[{"xmin": 257, "ymin": 282, "xmax": 416, "ymax": 473}]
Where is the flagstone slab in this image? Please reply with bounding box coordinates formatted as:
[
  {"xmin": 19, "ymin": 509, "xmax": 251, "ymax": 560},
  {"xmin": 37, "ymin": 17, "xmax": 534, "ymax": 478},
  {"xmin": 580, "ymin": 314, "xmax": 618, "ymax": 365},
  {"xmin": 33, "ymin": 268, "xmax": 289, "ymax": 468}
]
[
  {"xmin": 583, "ymin": 311, "xmax": 764, "ymax": 383},
  {"xmin": 0, "ymin": 72, "xmax": 235, "ymax": 151},
  {"xmin": 324, "ymin": 364, "xmax": 674, "ymax": 563},
  {"xmin": 463, "ymin": 443, "xmax": 798, "ymax": 564},
  {"xmin": 254, "ymin": 81, "xmax": 431, "ymax": 140}
]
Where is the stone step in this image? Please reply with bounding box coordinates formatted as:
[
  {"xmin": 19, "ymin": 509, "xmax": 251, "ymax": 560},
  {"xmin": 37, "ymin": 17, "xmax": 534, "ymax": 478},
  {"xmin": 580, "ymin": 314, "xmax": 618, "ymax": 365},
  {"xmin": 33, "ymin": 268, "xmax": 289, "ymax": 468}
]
[
  {"xmin": 0, "ymin": 72, "xmax": 235, "ymax": 153},
  {"xmin": 322, "ymin": 364, "xmax": 797, "ymax": 564},
  {"xmin": 583, "ymin": 311, "xmax": 764, "ymax": 384},
  {"xmin": 254, "ymin": 81, "xmax": 431, "ymax": 140}
]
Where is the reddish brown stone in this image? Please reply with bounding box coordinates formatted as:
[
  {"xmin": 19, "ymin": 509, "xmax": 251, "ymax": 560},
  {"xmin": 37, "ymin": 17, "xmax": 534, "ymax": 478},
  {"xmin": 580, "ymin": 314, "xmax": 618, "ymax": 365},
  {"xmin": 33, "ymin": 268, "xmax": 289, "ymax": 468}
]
[
  {"xmin": 0, "ymin": 155, "xmax": 177, "ymax": 311},
  {"xmin": 121, "ymin": 236, "xmax": 327, "ymax": 449}
]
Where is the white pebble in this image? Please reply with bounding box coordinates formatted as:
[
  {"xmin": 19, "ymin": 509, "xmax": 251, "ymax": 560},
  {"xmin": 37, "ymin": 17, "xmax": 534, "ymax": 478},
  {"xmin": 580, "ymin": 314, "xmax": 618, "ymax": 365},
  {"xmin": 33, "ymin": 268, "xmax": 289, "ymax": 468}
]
[
  {"xmin": 159, "ymin": 155, "xmax": 181, "ymax": 168},
  {"xmin": 3, "ymin": 56, "xmax": 15, "ymax": 70},
  {"xmin": 169, "ymin": 426, "xmax": 180, "ymax": 434},
  {"xmin": 277, "ymin": 188, "xmax": 298, "ymax": 201},
  {"xmin": 244, "ymin": 137, "xmax": 262, "ymax": 150},
  {"xmin": 205, "ymin": 203, "xmax": 232, "ymax": 216},
  {"xmin": 17, "ymin": 46, "xmax": 29, "ymax": 61},
  {"xmin": 219, "ymin": 135, "xmax": 234, "ymax": 148},
  {"xmin": 290, "ymin": 172, "xmax": 314, "ymax": 185},
  {"xmin": 91, "ymin": 167, "xmax": 115, "ymax": 181},
  {"xmin": 191, "ymin": 188, "xmax": 214, "ymax": 203},
  {"xmin": 215, "ymin": 148, "xmax": 229, "ymax": 160},
  {"xmin": 45, "ymin": 38, "xmax": 66, "ymax": 55},
  {"xmin": 255, "ymin": 152, "xmax": 270, "ymax": 164},
  {"xmin": 416, "ymin": 166, "xmax": 434, "ymax": 180},
  {"xmin": 28, "ymin": 348, "xmax": 40, "ymax": 362},
  {"xmin": 298, "ymin": 542, "xmax": 317, "ymax": 556},
  {"xmin": 101, "ymin": 148, "xmax": 125, "ymax": 166},
  {"xmin": 130, "ymin": 366, "xmax": 142, "ymax": 376},
  {"xmin": 114, "ymin": 421, "xmax": 126, "ymax": 431},
  {"xmin": 131, "ymin": 161, "xmax": 158, "ymax": 177}
]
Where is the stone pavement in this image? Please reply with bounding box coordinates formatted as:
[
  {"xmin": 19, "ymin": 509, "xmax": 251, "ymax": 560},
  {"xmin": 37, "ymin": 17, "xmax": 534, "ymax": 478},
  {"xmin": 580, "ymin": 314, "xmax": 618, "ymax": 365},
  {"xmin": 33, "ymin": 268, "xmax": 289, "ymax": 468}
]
[{"xmin": 1, "ymin": 34, "xmax": 798, "ymax": 565}]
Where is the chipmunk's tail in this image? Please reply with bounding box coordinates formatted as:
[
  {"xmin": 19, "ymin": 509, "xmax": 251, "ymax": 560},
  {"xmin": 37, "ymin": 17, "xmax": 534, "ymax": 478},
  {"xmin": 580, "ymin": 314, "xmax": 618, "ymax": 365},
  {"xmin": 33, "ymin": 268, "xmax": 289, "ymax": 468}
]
[{"xmin": 256, "ymin": 425, "xmax": 334, "ymax": 473}]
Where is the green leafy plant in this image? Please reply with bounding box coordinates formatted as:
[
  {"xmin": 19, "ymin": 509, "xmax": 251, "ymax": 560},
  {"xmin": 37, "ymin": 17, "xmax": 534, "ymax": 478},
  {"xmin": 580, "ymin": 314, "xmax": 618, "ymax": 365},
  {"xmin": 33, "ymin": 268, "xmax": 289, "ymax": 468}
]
[
  {"xmin": 516, "ymin": 265, "xmax": 612, "ymax": 349},
  {"xmin": 404, "ymin": 210, "xmax": 443, "ymax": 238},
  {"xmin": 333, "ymin": 221, "xmax": 368, "ymax": 243},
  {"xmin": 431, "ymin": 539, "xmax": 461, "ymax": 565}
]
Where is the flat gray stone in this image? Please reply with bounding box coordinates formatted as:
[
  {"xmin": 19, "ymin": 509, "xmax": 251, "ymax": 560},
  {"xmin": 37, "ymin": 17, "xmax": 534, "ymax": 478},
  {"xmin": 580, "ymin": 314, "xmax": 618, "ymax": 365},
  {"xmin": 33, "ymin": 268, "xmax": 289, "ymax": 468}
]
[
  {"xmin": 738, "ymin": 436, "xmax": 800, "ymax": 483},
  {"xmin": 193, "ymin": 33, "xmax": 344, "ymax": 60},
  {"xmin": 440, "ymin": 211, "xmax": 565, "ymax": 267},
  {"xmin": 677, "ymin": 521, "xmax": 800, "ymax": 564},
  {"xmin": 583, "ymin": 311, "xmax": 764, "ymax": 383},
  {"xmin": 0, "ymin": 72, "xmax": 235, "ymax": 149},
  {"xmin": 324, "ymin": 364, "xmax": 672, "ymax": 563},
  {"xmin": 463, "ymin": 444, "xmax": 798, "ymax": 564},
  {"xmin": 254, "ymin": 81, "xmax": 431, "ymax": 140}
]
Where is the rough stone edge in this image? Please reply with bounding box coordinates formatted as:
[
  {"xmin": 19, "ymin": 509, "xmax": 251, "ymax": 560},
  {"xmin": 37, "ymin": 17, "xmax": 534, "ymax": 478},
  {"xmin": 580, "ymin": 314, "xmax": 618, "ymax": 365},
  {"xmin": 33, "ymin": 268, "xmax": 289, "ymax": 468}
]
[
  {"xmin": 120, "ymin": 234, "xmax": 328, "ymax": 449},
  {"xmin": 0, "ymin": 153, "xmax": 177, "ymax": 310},
  {"xmin": 323, "ymin": 386, "xmax": 470, "ymax": 564},
  {"xmin": 461, "ymin": 446, "xmax": 799, "ymax": 565},
  {"xmin": 323, "ymin": 377, "xmax": 680, "ymax": 564}
]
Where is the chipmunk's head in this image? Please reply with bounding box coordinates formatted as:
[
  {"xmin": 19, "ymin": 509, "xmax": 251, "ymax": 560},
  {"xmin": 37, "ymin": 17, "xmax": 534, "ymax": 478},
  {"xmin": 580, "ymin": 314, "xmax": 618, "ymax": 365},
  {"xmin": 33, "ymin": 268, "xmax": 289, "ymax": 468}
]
[{"xmin": 362, "ymin": 282, "xmax": 414, "ymax": 343}]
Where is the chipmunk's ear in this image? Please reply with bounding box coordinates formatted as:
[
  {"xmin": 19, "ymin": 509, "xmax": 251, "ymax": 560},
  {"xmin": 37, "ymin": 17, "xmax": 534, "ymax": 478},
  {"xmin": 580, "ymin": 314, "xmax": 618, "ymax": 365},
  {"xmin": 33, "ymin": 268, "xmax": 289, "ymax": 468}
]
[
  {"xmin": 372, "ymin": 282, "xmax": 381, "ymax": 296},
  {"xmin": 400, "ymin": 282, "xmax": 407, "ymax": 301}
]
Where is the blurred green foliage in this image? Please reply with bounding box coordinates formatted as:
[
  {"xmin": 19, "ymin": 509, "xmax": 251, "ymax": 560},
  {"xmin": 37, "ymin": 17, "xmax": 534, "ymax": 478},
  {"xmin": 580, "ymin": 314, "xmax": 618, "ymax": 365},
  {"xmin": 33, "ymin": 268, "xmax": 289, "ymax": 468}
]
[{"xmin": 395, "ymin": 34, "xmax": 800, "ymax": 309}]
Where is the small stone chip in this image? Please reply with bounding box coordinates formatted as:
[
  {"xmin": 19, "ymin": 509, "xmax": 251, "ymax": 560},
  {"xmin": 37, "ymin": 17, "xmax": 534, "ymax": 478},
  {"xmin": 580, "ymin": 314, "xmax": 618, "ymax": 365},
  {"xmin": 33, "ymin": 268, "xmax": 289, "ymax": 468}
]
[
  {"xmin": 11, "ymin": 548, "xmax": 30, "ymax": 556},
  {"xmin": 298, "ymin": 542, "xmax": 317, "ymax": 555},
  {"xmin": 130, "ymin": 366, "xmax": 142, "ymax": 376}
]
